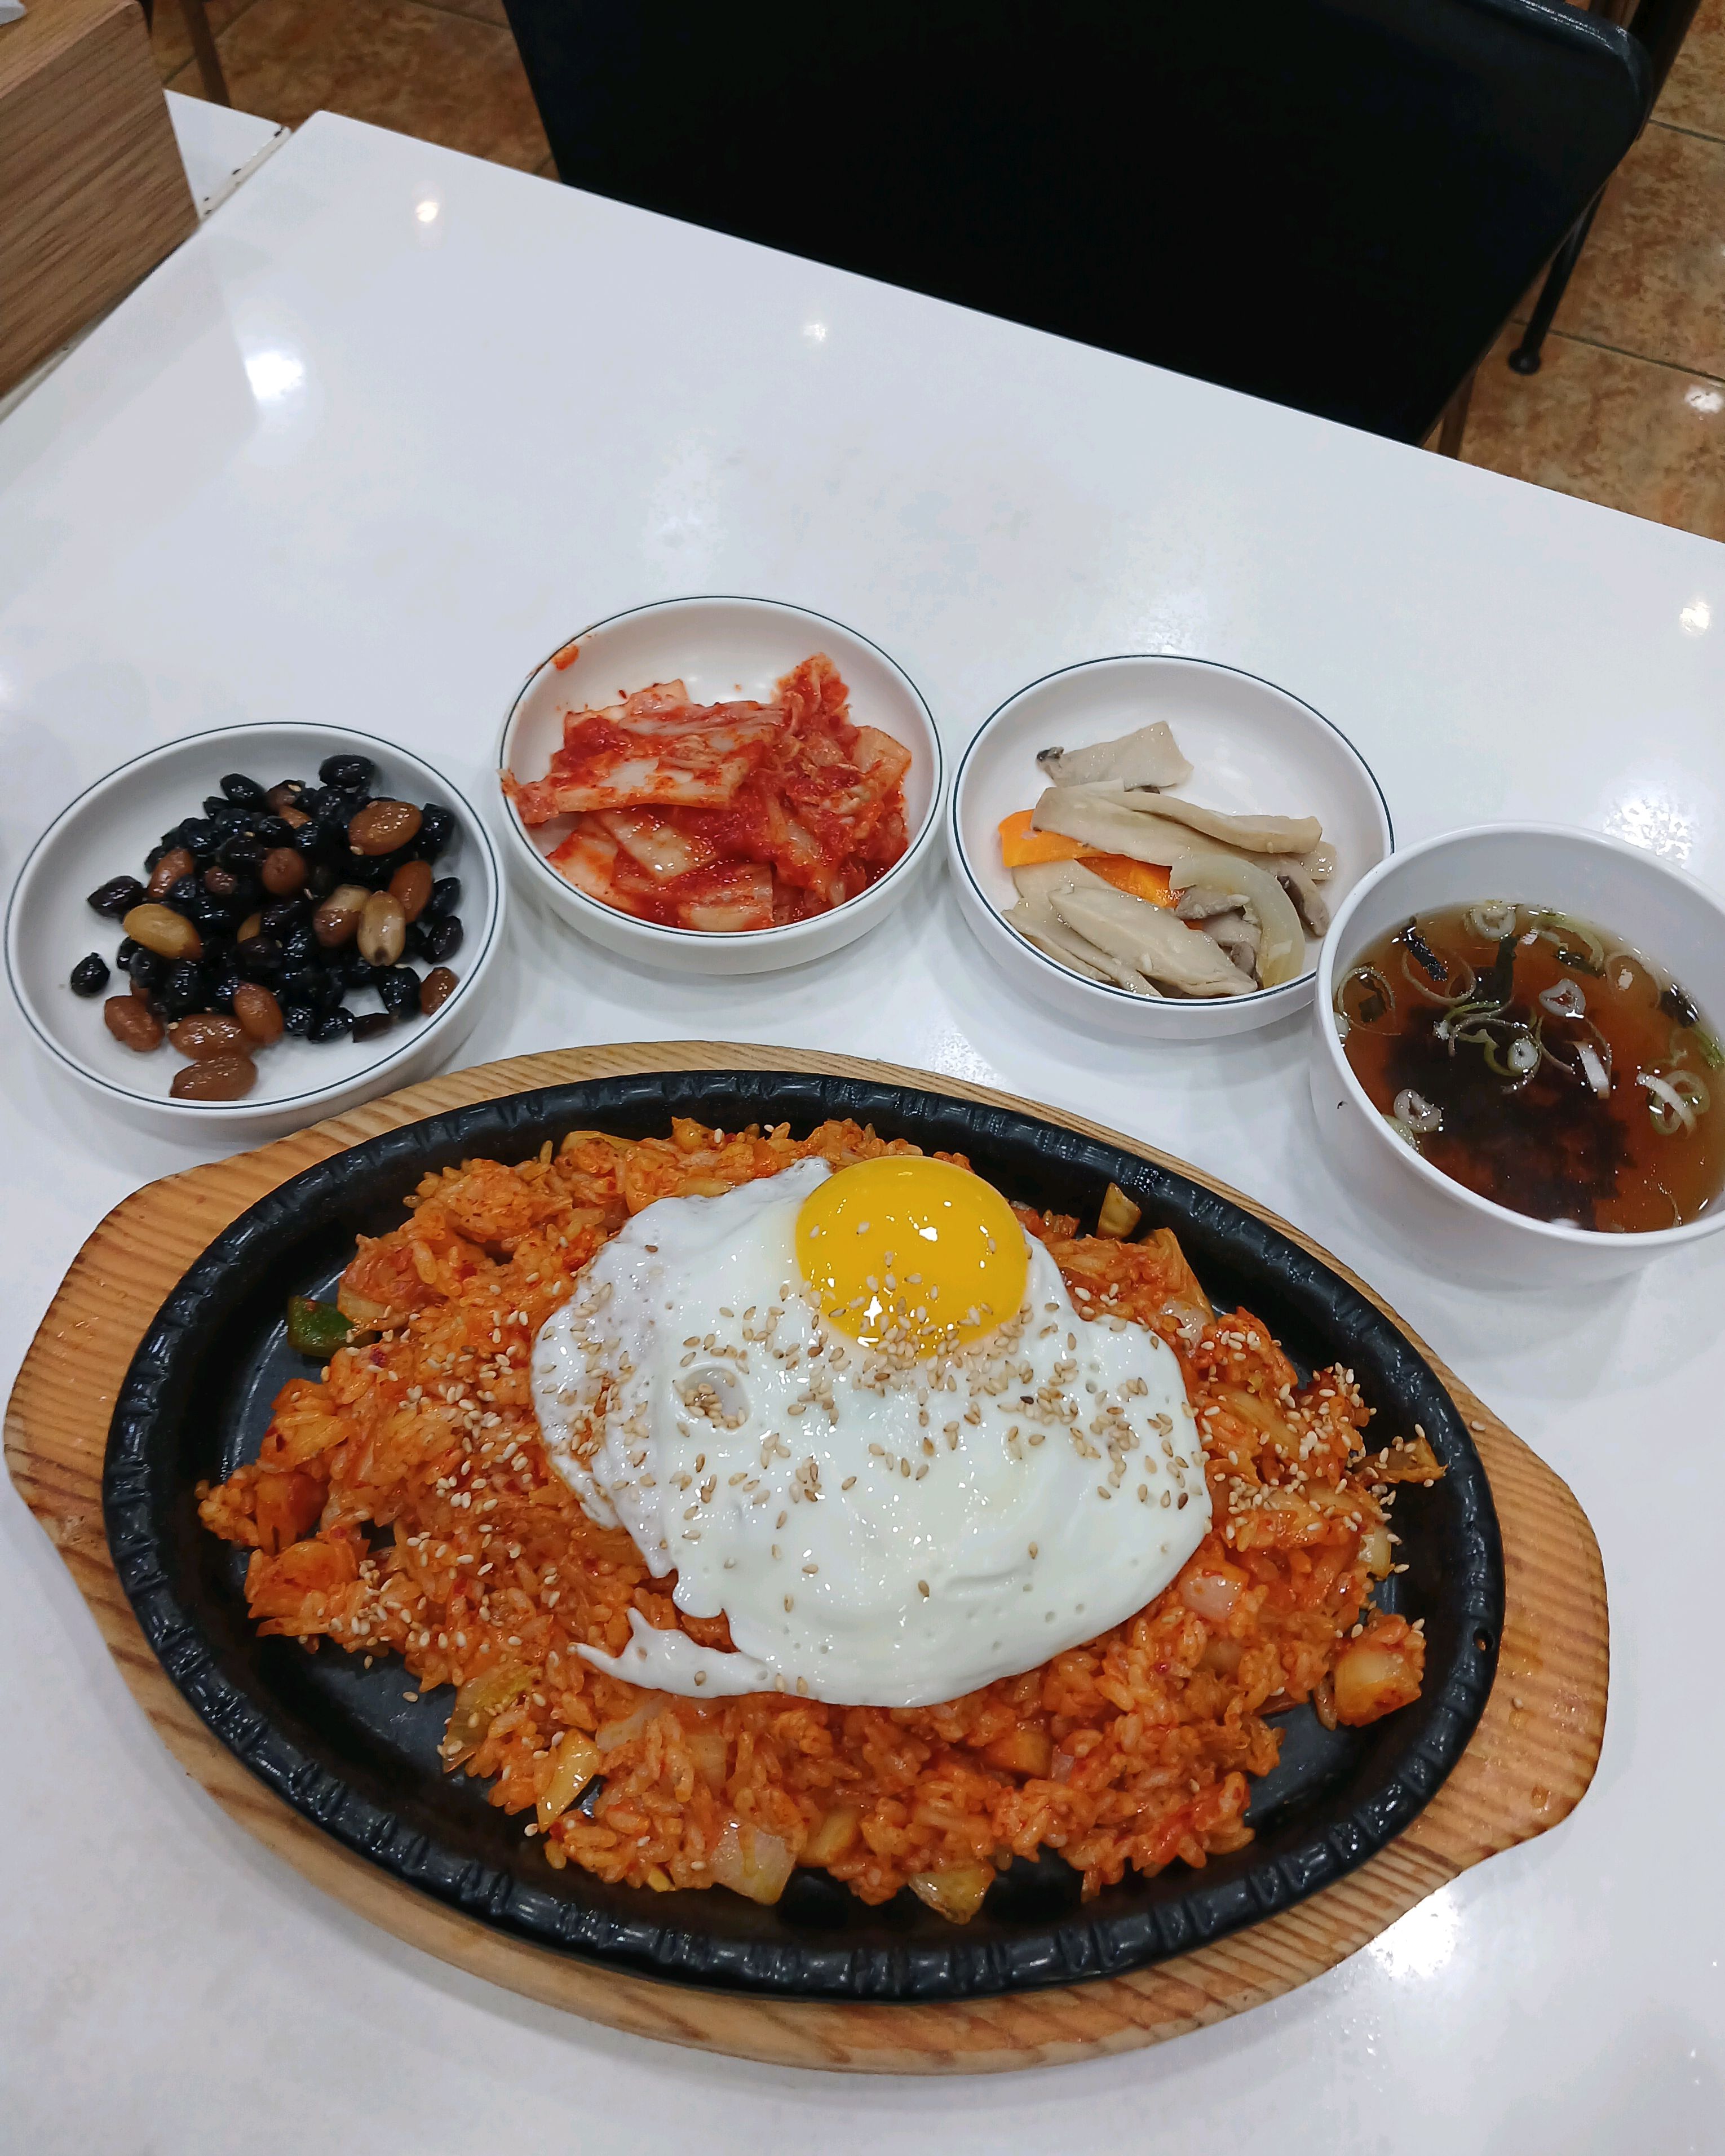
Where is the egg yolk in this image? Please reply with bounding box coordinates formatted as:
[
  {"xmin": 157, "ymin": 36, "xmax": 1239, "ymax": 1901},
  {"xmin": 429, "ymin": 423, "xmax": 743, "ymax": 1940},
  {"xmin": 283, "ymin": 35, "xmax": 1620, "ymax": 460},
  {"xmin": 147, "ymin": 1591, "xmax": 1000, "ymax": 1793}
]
[{"xmin": 794, "ymin": 1157, "xmax": 1030, "ymax": 1357}]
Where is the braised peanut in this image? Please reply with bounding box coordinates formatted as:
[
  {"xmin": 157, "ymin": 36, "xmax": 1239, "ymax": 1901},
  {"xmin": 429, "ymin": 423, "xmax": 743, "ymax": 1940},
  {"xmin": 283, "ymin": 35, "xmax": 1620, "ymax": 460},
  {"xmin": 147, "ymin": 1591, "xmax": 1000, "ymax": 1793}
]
[
  {"xmin": 169, "ymin": 1014, "xmax": 247, "ymax": 1059},
  {"xmin": 170, "ymin": 1053, "xmax": 258, "ymax": 1101},
  {"xmin": 313, "ymin": 884, "xmax": 369, "ymax": 948},
  {"xmin": 347, "ymin": 799, "xmax": 423, "ymax": 856},
  {"xmin": 146, "ymin": 847, "xmax": 195, "ymax": 899},
  {"xmin": 260, "ymin": 846, "xmax": 307, "ymax": 896},
  {"xmin": 232, "ymin": 982, "xmax": 285, "ymax": 1044},
  {"xmin": 121, "ymin": 902, "xmax": 202, "ymax": 962},
  {"xmin": 357, "ymin": 891, "xmax": 406, "ymax": 967},
  {"xmin": 419, "ymin": 965, "xmax": 458, "ymax": 1015},
  {"xmin": 104, "ymin": 996, "xmax": 163, "ymax": 1051},
  {"xmin": 388, "ymin": 858, "xmax": 434, "ymax": 922}
]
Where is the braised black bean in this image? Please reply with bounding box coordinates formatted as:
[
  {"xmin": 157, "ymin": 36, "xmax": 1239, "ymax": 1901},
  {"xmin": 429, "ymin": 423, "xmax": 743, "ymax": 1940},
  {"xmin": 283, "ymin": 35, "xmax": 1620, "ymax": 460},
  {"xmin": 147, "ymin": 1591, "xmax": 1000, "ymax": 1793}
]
[
  {"xmin": 220, "ymin": 773, "xmax": 267, "ymax": 805},
  {"xmin": 377, "ymin": 965, "xmax": 422, "ymax": 1018},
  {"xmin": 308, "ymin": 1007, "xmax": 356, "ymax": 1043},
  {"xmin": 281, "ymin": 999, "xmax": 316, "ymax": 1035},
  {"xmin": 319, "ymin": 754, "xmax": 375, "ymax": 791},
  {"xmin": 218, "ymin": 834, "xmax": 267, "ymax": 872},
  {"xmin": 88, "ymin": 875, "xmax": 145, "ymax": 918},
  {"xmin": 70, "ymin": 953, "xmax": 110, "ymax": 996},
  {"xmin": 426, "ymin": 876, "xmax": 461, "ymax": 919},
  {"xmin": 259, "ymin": 898, "xmax": 307, "ymax": 937},
  {"xmin": 415, "ymin": 804, "xmax": 457, "ymax": 858},
  {"xmin": 236, "ymin": 933, "xmax": 284, "ymax": 977},
  {"xmin": 417, "ymin": 913, "xmax": 464, "ymax": 963},
  {"xmin": 161, "ymin": 960, "xmax": 207, "ymax": 1019},
  {"xmin": 284, "ymin": 965, "xmax": 340, "ymax": 1011},
  {"xmin": 192, "ymin": 893, "xmax": 238, "ymax": 933}
]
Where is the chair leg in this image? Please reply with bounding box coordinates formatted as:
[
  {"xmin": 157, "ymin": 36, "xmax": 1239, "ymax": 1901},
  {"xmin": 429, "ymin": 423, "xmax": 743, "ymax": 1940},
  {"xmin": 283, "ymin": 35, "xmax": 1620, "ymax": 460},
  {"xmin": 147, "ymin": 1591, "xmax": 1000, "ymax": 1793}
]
[
  {"xmin": 1509, "ymin": 196, "xmax": 1602, "ymax": 376},
  {"xmin": 1436, "ymin": 368, "xmax": 1476, "ymax": 459},
  {"xmin": 180, "ymin": 0, "xmax": 232, "ymax": 105}
]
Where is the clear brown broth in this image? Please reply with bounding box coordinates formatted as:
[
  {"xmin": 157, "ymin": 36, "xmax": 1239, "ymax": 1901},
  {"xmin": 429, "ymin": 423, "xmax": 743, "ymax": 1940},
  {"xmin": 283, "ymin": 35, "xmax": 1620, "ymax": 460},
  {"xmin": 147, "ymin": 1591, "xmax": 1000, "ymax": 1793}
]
[{"xmin": 1338, "ymin": 904, "xmax": 1725, "ymax": 1233}]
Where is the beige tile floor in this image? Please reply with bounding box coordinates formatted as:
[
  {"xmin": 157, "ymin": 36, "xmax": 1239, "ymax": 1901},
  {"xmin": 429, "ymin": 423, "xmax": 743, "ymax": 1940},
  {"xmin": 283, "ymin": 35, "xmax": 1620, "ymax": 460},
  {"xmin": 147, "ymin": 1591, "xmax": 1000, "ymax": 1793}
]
[
  {"xmin": 156, "ymin": 0, "xmax": 1725, "ymax": 543},
  {"xmin": 1462, "ymin": 0, "xmax": 1725, "ymax": 539}
]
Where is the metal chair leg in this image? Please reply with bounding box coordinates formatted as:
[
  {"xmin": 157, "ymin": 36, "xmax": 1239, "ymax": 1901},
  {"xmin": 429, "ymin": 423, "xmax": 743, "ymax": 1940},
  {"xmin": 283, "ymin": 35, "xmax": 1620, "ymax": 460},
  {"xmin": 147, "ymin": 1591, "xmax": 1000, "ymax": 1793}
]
[
  {"xmin": 180, "ymin": 0, "xmax": 232, "ymax": 105},
  {"xmin": 1436, "ymin": 368, "xmax": 1476, "ymax": 458},
  {"xmin": 1507, "ymin": 196, "xmax": 1602, "ymax": 375}
]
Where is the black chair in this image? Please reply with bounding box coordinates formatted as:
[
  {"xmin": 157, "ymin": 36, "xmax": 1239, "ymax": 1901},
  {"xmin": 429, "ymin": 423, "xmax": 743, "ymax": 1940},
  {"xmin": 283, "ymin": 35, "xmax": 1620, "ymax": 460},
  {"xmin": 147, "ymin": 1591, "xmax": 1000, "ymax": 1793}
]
[
  {"xmin": 1509, "ymin": 0, "xmax": 1701, "ymax": 376},
  {"xmin": 504, "ymin": 0, "xmax": 1651, "ymax": 445}
]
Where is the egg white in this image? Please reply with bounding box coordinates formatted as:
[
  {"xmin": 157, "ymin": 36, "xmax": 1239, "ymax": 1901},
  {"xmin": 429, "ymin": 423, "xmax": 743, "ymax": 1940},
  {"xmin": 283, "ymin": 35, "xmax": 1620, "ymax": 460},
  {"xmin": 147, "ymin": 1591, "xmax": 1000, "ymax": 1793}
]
[{"xmin": 530, "ymin": 1158, "xmax": 1211, "ymax": 1708}]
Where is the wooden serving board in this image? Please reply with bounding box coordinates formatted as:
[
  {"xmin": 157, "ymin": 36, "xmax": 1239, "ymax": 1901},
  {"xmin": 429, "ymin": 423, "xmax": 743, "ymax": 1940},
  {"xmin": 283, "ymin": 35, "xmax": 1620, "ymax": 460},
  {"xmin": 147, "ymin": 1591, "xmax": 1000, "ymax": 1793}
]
[{"xmin": 5, "ymin": 1043, "xmax": 1608, "ymax": 2075}]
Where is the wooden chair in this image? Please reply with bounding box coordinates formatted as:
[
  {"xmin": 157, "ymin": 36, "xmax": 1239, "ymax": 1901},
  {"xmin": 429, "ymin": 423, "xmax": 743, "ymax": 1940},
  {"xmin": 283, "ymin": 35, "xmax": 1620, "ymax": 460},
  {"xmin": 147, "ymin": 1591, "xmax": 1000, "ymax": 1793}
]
[{"xmin": 502, "ymin": 0, "xmax": 1651, "ymax": 446}]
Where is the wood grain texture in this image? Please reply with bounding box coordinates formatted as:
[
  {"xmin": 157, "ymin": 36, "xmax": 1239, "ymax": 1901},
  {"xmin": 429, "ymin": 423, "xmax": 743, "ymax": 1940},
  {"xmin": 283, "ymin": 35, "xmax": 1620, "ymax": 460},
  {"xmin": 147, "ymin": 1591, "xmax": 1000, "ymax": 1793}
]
[
  {"xmin": 4, "ymin": 1042, "xmax": 1608, "ymax": 2074},
  {"xmin": 0, "ymin": 0, "xmax": 197, "ymax": 396}
]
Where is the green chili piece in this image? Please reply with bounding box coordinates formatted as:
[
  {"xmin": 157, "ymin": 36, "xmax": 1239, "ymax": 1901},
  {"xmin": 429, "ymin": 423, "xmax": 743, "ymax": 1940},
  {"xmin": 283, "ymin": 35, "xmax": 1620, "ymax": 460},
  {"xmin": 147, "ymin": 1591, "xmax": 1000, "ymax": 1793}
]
[{"xmin": 286, "ymin": 1294, "xmax": 357, "ymax": 1358}]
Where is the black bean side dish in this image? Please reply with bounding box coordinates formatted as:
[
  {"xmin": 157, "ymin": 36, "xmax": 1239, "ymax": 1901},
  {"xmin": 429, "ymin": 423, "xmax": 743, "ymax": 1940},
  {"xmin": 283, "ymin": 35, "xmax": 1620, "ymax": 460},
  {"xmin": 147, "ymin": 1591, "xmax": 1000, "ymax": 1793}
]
[{"xmin": 79, "ymin": 754, "xmax": 465, "ymax": 1101}]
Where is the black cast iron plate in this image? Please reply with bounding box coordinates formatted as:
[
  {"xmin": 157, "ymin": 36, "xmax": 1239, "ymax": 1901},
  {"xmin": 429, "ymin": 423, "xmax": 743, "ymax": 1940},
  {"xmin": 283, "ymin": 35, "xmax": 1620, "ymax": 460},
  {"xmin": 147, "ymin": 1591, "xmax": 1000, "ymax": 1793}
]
[{"xmin": 104, "ymin": 1069, "xmax": 1502, "ymax": 2000}]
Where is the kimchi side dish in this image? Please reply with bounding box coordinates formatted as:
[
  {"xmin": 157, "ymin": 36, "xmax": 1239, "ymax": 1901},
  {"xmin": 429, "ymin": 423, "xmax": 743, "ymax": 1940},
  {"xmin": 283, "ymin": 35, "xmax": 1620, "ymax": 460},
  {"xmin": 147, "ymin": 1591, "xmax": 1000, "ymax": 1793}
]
[{"xmin": 503, "ymin": 654, "xmax": 913, "ymax": 932}]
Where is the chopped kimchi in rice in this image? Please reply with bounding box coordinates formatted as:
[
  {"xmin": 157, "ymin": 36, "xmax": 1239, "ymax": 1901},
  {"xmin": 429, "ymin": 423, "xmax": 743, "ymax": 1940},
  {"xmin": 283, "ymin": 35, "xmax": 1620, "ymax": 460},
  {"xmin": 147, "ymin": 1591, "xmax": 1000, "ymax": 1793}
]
[{"xmin": 502, "ymin": 654, "xmax": 914, "ymax": 931}]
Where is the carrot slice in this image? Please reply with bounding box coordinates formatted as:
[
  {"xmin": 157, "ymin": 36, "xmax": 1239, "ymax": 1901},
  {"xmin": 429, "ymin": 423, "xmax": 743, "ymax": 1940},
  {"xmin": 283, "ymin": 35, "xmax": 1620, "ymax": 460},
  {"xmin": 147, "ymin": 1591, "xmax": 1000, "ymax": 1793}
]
[
  {"xmin": 1086, "ymin": 855, "xmax": 1173, "ymax": 906},
  {"xmin": 998, "ymin": 808, "xmax": 1092, "ymax": 867}
]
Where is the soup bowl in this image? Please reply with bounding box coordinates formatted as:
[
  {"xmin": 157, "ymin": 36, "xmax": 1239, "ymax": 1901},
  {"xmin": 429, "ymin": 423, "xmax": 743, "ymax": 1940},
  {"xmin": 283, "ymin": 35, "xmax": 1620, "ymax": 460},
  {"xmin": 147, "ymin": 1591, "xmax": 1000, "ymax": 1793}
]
[{"xmin": 1308, "ymin": 823, "xmax": 1725, "ymax": 1286}]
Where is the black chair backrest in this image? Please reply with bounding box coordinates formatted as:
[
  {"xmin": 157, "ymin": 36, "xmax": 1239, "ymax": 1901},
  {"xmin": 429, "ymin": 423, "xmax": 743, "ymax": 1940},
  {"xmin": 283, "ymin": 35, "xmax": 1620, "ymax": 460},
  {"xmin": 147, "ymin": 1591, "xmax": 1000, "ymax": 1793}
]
[{"xmin": 505, "ymin": 0, "xmax": 1651, "ymax": 443}]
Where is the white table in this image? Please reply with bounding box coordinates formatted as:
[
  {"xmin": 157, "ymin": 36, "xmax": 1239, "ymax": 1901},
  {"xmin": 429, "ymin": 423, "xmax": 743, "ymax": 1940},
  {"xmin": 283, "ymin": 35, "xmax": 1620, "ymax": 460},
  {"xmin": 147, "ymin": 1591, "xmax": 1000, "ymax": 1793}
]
[
  {"xmin": 165, "ymin": 90, "xmax": 287, "ymax": 223},
  {"xmin": 3, "ymin": 110, "xmax": 1721, "ymax": 2153}
]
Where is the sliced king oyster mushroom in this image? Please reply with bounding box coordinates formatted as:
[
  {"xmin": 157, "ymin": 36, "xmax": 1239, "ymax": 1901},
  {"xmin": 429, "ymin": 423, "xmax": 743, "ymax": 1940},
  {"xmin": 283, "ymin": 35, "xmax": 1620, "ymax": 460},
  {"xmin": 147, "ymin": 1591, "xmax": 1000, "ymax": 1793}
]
[
  {"xmin": 1172, "ymin": 885, "xmax": 1245, "ymax": 922},
  {"xmin": 1174, "ymin": 886, "xmax": 1266, "ymax": 984},
  {"xmin": 1167, "ymin": 847, "xmax": 1306, "ymax": 989},
  {"xmin": 1194, "ymin": 908, "xmax": 1263, "ymax": 979},
  {"xmin": 1078, "ymin": 789, "xmax": 1323, "ymax": 856},
  {"xmin": 1008, "ymin": 865, "xmax": 1160, "ymax": 994},
  {"xmin": 1030, "ymin": 788, "xmax": 1197, "ymax": 865},
  {"xmin": 1035, "ymin": 721, "xmax": 1192, "ymax": 792},
  {"xmin": 1006, "ymin": 900, "xmax": 1160, "ymax": 994},
  {"xmin": 1260, "ymin": 855, "xmax": 1330, "ymax": 936},
  {"xmin": 1049, "ymin": 886, "xmax": 1255, "ymax": 997}
]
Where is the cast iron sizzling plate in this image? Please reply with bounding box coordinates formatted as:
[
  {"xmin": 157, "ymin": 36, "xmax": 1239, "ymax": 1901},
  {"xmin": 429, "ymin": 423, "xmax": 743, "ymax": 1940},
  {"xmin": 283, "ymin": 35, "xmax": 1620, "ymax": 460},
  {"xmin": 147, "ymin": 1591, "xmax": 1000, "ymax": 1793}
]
[{"xmin": 104, "ymin": 1071, "xmax": 1503, "ymax": 2002}]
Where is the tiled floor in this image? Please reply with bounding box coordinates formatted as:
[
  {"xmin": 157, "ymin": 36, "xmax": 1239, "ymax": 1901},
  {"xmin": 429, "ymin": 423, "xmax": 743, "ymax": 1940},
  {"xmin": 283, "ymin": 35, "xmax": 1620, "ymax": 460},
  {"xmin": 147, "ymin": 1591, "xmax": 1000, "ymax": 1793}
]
[
  {"xmin": 1462, "ymin": 0, "xmax": 1725, "ymax": 540},
  {"xmin": 152, "ymin": 0, "xmax": 552, "ymax": 175},
  {"xmin": 155, "ymin": 0, "xmax": 1725, "ymax": 543}
]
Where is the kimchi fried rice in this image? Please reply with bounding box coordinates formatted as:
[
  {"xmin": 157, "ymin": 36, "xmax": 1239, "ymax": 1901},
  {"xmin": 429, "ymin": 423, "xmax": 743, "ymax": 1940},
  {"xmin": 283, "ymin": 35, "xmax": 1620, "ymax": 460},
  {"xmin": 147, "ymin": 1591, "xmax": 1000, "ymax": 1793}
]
[{"xmin": 197, "ymin": 1119, "xmax": 1440, "ymax": 1920}]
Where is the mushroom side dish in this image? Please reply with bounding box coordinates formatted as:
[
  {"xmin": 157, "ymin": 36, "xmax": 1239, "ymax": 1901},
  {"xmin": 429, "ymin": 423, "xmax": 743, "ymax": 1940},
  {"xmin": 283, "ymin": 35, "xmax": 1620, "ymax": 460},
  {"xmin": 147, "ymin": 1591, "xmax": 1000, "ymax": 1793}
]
[{"xmin": 996, "ymin": 721, "xmax": 1334, "ymax": 998}]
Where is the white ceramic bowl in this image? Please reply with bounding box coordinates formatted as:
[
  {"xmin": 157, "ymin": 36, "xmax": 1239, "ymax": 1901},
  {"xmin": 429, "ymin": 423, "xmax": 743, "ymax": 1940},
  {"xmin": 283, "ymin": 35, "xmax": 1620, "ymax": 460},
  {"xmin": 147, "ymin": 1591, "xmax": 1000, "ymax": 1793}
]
[
  {"xmin": 1310, "ymin": 823, "xmax": 1725, "ymax": 1285},
  {"xmin": 949, "ymin": 655, "xmax": 1392, "ymax": 1040},
  {"xmin": 496, "ymin": 595, "xmax": 943, "ymax": 976},
  {"xmin": 6, "ymin": 722, "xmax": 505, "ymax": 1143}
]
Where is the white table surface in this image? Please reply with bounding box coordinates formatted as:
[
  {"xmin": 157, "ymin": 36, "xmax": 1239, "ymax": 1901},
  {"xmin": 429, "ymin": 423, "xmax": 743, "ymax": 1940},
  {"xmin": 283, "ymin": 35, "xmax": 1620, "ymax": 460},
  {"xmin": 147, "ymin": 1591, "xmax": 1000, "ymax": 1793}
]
[
  {"xmin": 166, "ymin": 90, "xmax": 288, "ymax": 223},
  {"xmin": 3, "ymin": 110, "xmax": 1722, "ymax": 2154}
]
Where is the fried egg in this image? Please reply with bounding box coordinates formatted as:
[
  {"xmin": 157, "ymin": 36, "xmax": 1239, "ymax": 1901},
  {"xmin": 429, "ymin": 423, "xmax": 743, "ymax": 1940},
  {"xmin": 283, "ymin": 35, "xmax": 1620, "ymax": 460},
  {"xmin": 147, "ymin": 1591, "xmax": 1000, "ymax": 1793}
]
[{"xmin": 530, "ymin": 1156, "xmax": 1210, "ymax": 1708}]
